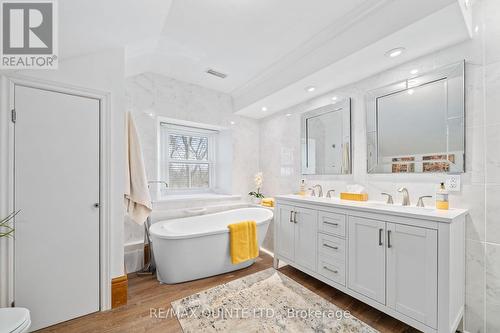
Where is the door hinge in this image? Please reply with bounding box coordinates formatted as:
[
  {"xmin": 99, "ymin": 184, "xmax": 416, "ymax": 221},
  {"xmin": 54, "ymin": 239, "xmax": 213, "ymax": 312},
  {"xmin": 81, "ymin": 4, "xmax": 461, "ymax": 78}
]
[{"xmin": 11, "ymin": 109, "xmax": 16, "ymax": 123}]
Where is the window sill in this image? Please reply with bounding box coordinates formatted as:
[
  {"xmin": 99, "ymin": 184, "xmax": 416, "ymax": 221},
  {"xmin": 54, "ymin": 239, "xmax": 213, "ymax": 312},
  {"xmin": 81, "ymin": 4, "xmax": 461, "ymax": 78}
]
[{"xmin": 153, "ymin": 193, "xmax": 241, "ymax": 203}]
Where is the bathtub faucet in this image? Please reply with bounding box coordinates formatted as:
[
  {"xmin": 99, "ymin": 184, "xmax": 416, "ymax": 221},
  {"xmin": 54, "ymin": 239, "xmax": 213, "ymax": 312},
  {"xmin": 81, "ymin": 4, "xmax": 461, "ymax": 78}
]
[{"xmin": 148, "ymin": 180, "xmax": 168, "ymax": 188}]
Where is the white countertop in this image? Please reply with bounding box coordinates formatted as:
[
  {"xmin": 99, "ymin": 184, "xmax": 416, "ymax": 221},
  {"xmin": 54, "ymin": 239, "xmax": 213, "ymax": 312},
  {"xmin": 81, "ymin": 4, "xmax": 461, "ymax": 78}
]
[{"xmin": 276, "ymin": 194, "xmax": 468, "ymax": 223}]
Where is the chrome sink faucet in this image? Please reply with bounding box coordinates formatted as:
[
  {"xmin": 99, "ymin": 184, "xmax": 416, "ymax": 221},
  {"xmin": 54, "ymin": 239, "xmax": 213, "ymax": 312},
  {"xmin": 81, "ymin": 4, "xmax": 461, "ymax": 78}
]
[
  {"xmin": 312, "ymin": 184, "xmax": 323, "ymax": 197},
  {"xmin": 398, "ymin": 187, "xmax": 410, "ymax": 206},
  {"xmin": 326, "ymin": 189, "xmax": 335, "ymax": 198},
  {"xmin": 417, "ymin": 195, "xmax": 433, "ymax": 208},
  {"xmin": 381, "ymin": 192, "xmax": 394, "ymax": 204}
]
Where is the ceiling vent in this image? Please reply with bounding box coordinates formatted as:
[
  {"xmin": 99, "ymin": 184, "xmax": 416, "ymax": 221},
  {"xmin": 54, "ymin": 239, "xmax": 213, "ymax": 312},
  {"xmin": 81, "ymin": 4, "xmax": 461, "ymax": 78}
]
[{"xmin": 206, "ymin": 69, "xmax": 227, "ymax": 79}]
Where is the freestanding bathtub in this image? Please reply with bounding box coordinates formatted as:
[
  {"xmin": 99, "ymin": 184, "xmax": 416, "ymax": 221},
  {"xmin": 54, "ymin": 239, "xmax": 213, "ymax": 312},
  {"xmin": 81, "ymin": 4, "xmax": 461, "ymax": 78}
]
[{"xmin": 149, "ymin": 207, "xmax": 273, "ymax": 284}]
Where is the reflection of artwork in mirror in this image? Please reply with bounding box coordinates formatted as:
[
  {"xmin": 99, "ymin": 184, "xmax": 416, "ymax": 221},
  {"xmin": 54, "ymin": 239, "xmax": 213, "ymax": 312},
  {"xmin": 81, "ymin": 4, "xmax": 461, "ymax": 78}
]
[
  {"xmin": 366, "ymin": 61, "xmax": 465, "ymax": 174},
  {"xmin": 301, "ymin": 98, "xmax": 351, "ymax": 175}
]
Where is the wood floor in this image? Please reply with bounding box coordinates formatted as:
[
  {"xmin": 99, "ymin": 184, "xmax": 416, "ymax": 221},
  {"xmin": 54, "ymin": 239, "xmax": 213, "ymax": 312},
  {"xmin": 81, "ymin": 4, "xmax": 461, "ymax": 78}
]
[{"xmin": 39, "ymin": 253, "xmax": 419, "ymax": 333}]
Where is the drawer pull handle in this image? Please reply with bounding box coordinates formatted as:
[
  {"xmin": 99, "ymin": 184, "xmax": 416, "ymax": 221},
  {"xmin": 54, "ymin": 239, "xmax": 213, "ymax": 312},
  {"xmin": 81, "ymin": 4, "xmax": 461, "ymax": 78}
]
[
  {"xmin": 323, "ymin": 243, "xmax": 338, "ymax": 250},
  {"xmin": 378, "ymin": 228, "xmax": 383, "ymax": 246},
  {"xmin": 324, "ymin": 221, "xmax": 339, "ymax": 226},
  {"xmin": 323, "ymin": 266, "xmax": 338, "ymax": 274},
  {"xmin": 289, "ymin": 211, "xmax": 294, "ymax": 223}
]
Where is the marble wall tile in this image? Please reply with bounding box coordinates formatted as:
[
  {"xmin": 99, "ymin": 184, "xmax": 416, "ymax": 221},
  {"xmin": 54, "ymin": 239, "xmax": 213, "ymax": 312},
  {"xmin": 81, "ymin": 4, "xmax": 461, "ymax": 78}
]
[
  {"xmin": 485, "ymin": 124, "xmax": 500, "ymax": 184},
  {"xmin": 486, "ymin": 185, "xmax": 500, "ymax": 244},
  {"xmin": 466, "ymin": 239, "xmax": 486, "ymax": 333},
  {"xmin": 486, "ymin": 243, "xmax": 500, "ymax": 332},
  {"xmin": 485, "ymin": 62, "xmax": 500, "ymax": 126}
]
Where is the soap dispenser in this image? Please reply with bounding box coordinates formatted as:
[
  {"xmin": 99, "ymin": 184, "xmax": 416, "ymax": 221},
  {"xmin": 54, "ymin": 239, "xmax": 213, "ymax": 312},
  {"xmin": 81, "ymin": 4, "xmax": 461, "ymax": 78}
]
[
  {"xmin": 436, "ymin": 182, "xmax": 449, "ymax": 210},
  {"xmin": 299, "ymin": 179, "xmax": 306, "ymax": 196}
]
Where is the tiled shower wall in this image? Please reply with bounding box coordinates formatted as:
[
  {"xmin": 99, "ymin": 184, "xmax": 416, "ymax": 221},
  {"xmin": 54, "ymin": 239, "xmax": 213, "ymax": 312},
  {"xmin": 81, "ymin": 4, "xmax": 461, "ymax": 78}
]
[{"xmin": 259, "ymin": 1, "xmax": 499, "ymax": 331}]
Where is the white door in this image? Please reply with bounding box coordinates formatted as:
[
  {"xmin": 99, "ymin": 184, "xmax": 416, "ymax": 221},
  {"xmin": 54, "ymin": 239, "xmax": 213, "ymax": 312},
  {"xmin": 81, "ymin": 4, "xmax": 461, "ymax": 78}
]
[
  {"xmin": 276, "ymin": 205, "xmax": 295, "ymax": 261},
  {"xmin": 293, "ymin": 207, "xmax": 317, "ymax": 272},
  {"xmin": 14, "ymin": 85, "xmax": 100, "ymax": 331},
  {"xmin": 386, "ymin": 223, "xmax": 438, "ymax": 328},
  {"xmin": 348, "ymin": 216, "xmax": 386, "ymax": 304}
]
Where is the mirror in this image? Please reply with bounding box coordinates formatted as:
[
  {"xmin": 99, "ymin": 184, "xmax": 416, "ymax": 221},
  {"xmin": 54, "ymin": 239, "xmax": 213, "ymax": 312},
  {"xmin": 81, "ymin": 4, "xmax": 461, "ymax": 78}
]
[
  {"xmin": 366, "ymin": 61, "xmax": 465, "ymax": 174},
  {"xmin": 301, "ymin": 98, "xmax": 351, "ymax": 175}
]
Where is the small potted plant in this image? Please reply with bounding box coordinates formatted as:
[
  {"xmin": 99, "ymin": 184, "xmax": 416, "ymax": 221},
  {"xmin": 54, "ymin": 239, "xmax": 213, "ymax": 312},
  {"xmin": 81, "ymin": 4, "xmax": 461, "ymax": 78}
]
[
  {"xmin": 248, "ymin": 172, "xmax": 264, "ymax": 204},
  {"xmin": 0, "ymin": 211, "xmax": 17, "ymax": 239}
]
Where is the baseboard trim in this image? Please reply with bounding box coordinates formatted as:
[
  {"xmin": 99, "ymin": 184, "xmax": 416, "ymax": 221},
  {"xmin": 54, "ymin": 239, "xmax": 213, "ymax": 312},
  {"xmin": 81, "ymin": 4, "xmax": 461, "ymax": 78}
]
[{"xmin": 111, "ymin": 275, "xmax": 128, "ymax": 309}]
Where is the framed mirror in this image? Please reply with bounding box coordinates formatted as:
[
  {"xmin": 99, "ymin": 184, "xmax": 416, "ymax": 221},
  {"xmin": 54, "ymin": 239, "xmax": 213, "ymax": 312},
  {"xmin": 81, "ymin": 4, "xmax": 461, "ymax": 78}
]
[
  {"xmin": 301, "ymin": 98, "xmax": 351, "ymax": 175},
  {"xmin": 366, "ymin": 61, "xmax": 465, "ymax": 174}
]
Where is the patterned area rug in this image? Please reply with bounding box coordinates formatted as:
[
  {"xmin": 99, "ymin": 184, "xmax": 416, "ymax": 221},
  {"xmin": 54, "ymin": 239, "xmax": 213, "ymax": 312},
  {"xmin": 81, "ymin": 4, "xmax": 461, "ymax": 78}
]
[{"xmin": 171, "ymin": 268, "xmax": 379, "ymax": 332}]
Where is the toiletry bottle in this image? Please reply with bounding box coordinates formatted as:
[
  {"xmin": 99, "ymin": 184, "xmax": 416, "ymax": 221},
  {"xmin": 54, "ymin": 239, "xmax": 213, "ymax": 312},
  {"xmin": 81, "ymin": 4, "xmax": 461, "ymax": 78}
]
[
  {"xmin": 436, "ymin": 182, "xmax": 449, "ymax": 210},
  {"xmin": 299, "ymin": 179, "xmax": 306, "ymax": 196}
]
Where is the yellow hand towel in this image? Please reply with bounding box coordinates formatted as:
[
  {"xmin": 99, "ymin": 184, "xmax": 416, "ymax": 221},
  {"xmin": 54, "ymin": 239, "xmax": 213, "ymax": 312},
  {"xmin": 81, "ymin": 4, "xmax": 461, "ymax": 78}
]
[
  {"xmin": 227, "ymin": 221, "xmax": 259, "ymax": 264},
  {"xmin": 261, "ymin": 197, "xmax": 275, "ymax": 207}
]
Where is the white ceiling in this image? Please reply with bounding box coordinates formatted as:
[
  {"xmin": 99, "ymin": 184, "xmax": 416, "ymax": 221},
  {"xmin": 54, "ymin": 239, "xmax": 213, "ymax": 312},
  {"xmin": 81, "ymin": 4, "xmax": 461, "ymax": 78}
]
[
  {"xmin": 126, "ymin": 0, "xmax": 374, "ymax": 91},
  {"xmin": 54, "ymin": 0, "xmax": 470, "ymax": 118},
  {"xmin": 58, "ymin": 0, "xmax": 173, "ymax": 59},
  {"xmin": 236, "ymin": 1, "xmax": 472, "ymax": 118}
]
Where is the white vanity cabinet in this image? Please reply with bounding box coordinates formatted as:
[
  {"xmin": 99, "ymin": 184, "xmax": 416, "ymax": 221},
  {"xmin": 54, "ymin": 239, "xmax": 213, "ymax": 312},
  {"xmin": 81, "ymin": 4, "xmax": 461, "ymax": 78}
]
[
  {"xmin": 274, "ymin": 195, "xmax": 467, "ymax": 333},
  {"xmin": 275, "ymin": 204, "xmax": 317, "ymax": 272}
]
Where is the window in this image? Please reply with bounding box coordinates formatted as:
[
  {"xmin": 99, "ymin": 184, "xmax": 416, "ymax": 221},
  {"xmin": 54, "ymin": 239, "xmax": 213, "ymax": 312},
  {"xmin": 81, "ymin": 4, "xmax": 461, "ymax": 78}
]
[{"xmin": 160, "ymin": 122, "xmax": 217, "ymax": 191}]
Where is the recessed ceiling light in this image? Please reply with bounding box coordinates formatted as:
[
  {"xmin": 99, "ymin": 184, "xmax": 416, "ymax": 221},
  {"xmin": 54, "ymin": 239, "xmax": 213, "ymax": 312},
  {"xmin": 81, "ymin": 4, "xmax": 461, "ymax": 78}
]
[
  {"xmin": 230, "ymin": 121, "xmax": 236, "ymax": 125},
  {"xmin": 305, "ymin": 86, "xmax": 316, "ymax": 92},
  {"xmin": 385, "ymin": 47, "xmax": 405, "ymax": 58},
  {"xmin": 261, "ymin": 106, "xmax": 268, "ymax": 112},
  {"xmin": 465, "ymin": 0, "xmax": 471, "ymax": 9},
  {"xmin": 408, "ymin": 89, "xmax": 415, "ymax": 95},
  {"xmin": 286, "ymin": 113, "xmax": 292, "ymax": 117},
  {"xmin": 332, "ymin": 96, "xmax": 338, "ymax": 101},
  {"xmin": 410, "ymin": 69, "xmax": 419, "ymax": 75},
  {"xmin": 475, "ymin": 25, "xmax": 480, "ymax": 33}
]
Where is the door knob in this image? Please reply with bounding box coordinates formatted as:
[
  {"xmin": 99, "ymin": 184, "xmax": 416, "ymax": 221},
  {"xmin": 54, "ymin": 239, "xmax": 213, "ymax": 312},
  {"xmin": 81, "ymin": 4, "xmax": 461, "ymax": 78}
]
[{"xmin": 93, "ymin": 203, "xmax": 100, "ymax": 208}]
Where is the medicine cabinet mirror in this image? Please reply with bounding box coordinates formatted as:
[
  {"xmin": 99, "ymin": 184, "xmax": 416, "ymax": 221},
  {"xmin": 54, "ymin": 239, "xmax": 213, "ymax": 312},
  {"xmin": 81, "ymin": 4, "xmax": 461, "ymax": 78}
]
[
  {"xmin": 301, "ymin": 98, "xmax": 352, "ymax": 175},
  {"xmin": 366, "ymin": 61, "xmax": 465, "ymax": 174}
]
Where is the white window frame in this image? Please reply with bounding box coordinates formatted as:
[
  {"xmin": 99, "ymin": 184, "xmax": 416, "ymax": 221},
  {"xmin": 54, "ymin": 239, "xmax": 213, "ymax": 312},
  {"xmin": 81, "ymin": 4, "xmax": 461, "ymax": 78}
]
[{"xmin": 158, "ymin": 119, "xmax": 218, "ymax": 195}]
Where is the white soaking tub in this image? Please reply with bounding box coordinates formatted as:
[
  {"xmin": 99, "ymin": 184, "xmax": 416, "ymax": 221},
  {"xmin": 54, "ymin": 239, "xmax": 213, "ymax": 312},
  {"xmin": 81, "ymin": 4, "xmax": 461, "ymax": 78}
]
[{"xmin": 149, "ymin": 207, "xmax": 273, "ymax": 284}]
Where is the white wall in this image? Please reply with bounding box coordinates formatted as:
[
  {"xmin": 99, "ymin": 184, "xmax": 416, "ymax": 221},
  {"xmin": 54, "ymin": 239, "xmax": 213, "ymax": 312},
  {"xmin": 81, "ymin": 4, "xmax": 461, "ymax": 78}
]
[
  {"xmin": 124, "ymin": 73, "xmax": 260, "ymax": 248},
  {"xmin": 0, "ymin": 49, "xmax": 126, "ymax": 284},
  {"xmin": 259, "ymin": 1, "xmax": 500, "ymax": 331}
]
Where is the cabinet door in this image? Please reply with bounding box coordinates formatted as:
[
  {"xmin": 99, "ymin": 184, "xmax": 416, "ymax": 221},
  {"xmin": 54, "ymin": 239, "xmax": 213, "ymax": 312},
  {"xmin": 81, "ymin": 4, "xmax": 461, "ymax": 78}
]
[
  {"xmin": 386, "ymin": 223, "xmax": 438, "ymax": 328},
  {"xmin": 276, "ymin": 204, "xmax": 295, "ymax": 261},
  {"xmin": 294, "ymin": 207, "xmax": 318, "ymax": 272},
  {"xmin": 348, "ymin": 216, "xmax": 386, "ymax": 304}
]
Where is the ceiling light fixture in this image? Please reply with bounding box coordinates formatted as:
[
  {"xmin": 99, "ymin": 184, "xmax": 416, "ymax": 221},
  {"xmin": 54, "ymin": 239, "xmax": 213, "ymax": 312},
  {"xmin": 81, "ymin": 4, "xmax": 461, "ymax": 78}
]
[
  {"xmin": 261, "ymin": 106, "xmax": 268, "ymax": 112},
  {"xmin": 230, "ymin": 121, "xmax": 236, "ymax": 125},
  {"xmin": 385, "ymin": 47, "xmax": 405, "ymax": 58},
  {"xmin": 286, "ymin": 113, "xmax": 292, "ymax": 117},
  {"xmin": 410, "ymin": 69, "xmax": 419, "ymax": 75},
  {"xmin": 408, "ymin": 89, "xmax": 415, "ymax": 95},
  {"xmin": 331, "ymin": 96, "xmax": 338, "ymax": 102},
  {"xmin": 305, "ymin": 86, "xmax": 316, "ymax": 92}
]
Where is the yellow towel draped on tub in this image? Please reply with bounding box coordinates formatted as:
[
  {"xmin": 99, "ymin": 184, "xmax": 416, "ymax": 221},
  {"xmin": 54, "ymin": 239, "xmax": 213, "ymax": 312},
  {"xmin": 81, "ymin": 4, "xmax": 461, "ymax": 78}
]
[{"xmin": 227, "ymin": 221, "xmax": 259, "ymax": 264}]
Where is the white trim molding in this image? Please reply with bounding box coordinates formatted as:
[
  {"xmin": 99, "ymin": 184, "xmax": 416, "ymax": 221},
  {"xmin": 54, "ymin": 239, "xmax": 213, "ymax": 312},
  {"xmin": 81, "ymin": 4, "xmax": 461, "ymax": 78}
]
[{"xmin": 0, "ymin": 75, "xmax": 113, "ymax": 311}]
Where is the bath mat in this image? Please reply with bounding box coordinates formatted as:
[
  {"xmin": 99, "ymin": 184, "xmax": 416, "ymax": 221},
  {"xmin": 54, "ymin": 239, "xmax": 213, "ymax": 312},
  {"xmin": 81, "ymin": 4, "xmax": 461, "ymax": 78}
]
[{"xmin": 171, "ymin": 268, "xmax": 379, "ymax": 333}]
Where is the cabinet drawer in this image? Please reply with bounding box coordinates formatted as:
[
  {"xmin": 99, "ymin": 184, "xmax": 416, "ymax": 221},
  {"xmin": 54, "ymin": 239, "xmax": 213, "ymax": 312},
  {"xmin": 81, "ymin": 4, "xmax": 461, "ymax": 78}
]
[
  {"xmin": 318, "ymin": 233, "xmax": 346, "ymax": 262},
  {"xmin": 318, "ymin": 211, "xmax": 346, "ymax": 237},
  {"xmin": 318, "ymin": 254, "xmax": 345, "ymax": 286}
]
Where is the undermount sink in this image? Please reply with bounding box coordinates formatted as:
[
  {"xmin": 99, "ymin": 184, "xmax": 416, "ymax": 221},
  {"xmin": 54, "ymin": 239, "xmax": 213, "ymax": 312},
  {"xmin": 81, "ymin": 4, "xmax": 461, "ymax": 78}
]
[{"xmin": 276, "ymin": 194, "xmax": 467, "ymax": 223}]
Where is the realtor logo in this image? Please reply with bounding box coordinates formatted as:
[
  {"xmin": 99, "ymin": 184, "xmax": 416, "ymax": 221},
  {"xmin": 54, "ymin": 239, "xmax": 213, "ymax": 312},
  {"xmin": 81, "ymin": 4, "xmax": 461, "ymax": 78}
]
[{"xmin": 1, "ymin": 0, "xmax": 58, "ymax": 69}]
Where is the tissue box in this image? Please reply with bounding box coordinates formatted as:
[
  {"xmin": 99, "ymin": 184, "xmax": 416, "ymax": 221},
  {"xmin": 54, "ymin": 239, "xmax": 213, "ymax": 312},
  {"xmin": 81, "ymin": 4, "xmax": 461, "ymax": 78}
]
[{"xmin": 340, "ymin": 192, "xmax": 368, "ymax": 201}]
